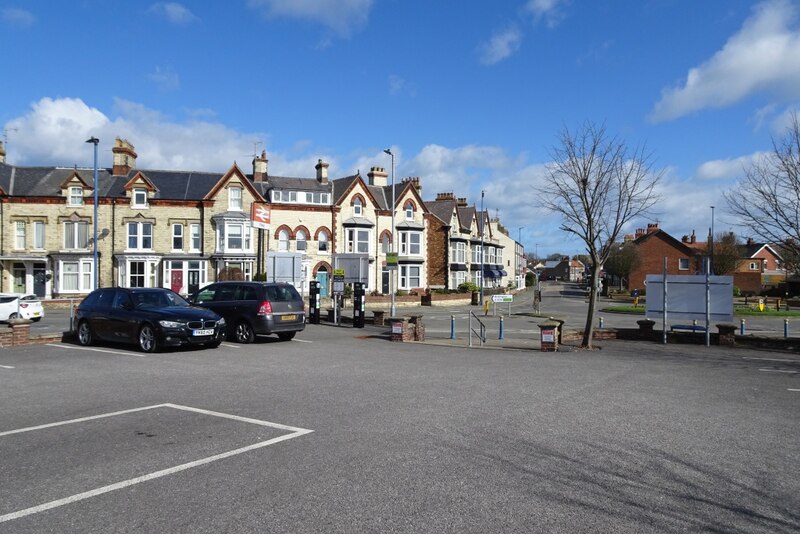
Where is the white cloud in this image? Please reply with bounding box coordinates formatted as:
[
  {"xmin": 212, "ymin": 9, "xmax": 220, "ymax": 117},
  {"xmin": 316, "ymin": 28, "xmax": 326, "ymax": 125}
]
[
  {"xmin": 246, "ymin": 0, "xmax": 373, "ymax": 37},
  {"xmin": 147, "ymin": 2, "xmax": 198, "ymax": 24},
  {"xmin": 147, "ymin": 66, "xmax": 180, "ymax": 91},
  {"xmin": 388, "ymin": 75, "xmax": 416, "ymax": 97},
  {"xmin": 694, "ymin": 152, "xmax": 767, "ymax": 181},
  {"xmin": 650, "ymin": 0, "xmax": 800, "ymax": 122},
  {"xmin": 1, "ymin": 7, "xmax": 35, "ymax": 27},
  {"xmin": 525, "ymin": 0, "xmax": 567, "ymax": 28},
  {"xmin": 478, "ymin": 26, "xmax": 523, "ymax": 65}
]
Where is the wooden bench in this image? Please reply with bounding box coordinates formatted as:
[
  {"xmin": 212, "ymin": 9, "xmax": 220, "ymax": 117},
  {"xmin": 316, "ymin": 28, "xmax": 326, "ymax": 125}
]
[{"xmin": 670, "ymin": 324, "xmax": 707, "ymax": 333}]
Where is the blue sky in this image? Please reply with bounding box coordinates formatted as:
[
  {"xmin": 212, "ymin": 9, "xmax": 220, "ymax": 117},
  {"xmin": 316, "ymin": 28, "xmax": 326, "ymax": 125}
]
[{"xmin": 2, "ymin": 0, "xmax": 800, "ymax": 258}]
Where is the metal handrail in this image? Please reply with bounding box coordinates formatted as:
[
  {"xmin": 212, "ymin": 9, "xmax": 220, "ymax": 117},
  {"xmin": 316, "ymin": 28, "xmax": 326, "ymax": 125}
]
[{"xmin": 469, "ymin": 311, "xmax": 486, "ymax": 347}]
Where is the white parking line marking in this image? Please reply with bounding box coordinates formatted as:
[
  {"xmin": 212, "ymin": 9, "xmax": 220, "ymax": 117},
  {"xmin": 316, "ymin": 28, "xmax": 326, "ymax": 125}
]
[
  {"xmin": 744, "ymin": 357, "xmax": 799, "ymax": 363},
  {"xmin": 46, "ymin": 344, "xmax": 147, "ymax": 358},
  {"xmin": 0, "ymin": 403, "xmax": 313, "ymax": 523},
  {"xmin": 292, "ymin": 339, "xmax": 312, "ymax": 343},
  {"xmin": 789, "ymin": 388, "xmax": 800, "ymax": 392},
  {"xmin": 220, "ymin": 343, "xmax": 240, "ymax": 349},
  {"xmin": 758, "ymin": 368, "xmax": 798, "ymax": 374},
  {"xmin": 0, "ymin": 365, "xmax": 14, "ymax": 369}
]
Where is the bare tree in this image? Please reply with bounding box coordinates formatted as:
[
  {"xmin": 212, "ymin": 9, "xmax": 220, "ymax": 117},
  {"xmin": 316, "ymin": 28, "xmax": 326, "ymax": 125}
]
[
  {"xmin": 725, "ymin": 113, "xmax": 800, "ymax": 262},
  {"xmin": 707, "ymin": 231, "xmax": 740, "ymax": 275},
  {"xmin": 541, "ymin": 122, "xmax": 662, "ymax": 348}
]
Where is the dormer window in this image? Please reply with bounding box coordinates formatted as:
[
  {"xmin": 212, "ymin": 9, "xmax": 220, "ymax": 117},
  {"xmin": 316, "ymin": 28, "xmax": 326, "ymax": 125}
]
[
  {"xmin": 229, "ymin": 186, "xmax": 242, "ymax": 211},
  {"xmin": 353, "ymin": 198, "xmax": 363, "ymax": 216},
  {"xmin": 404, "ymin": 201, "xmax": 414, "ymax": 220},
  {"xmin": 68, "ymin": 186, "xmax": 84, "ymax": 206},
  {"xmin": 132, "ymin": 188, "xmax": 148, "ymax": 208}
]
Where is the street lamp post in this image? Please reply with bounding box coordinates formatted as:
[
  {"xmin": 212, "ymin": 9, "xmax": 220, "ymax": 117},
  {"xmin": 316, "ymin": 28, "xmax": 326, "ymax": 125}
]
[
  {"xmin": 383, "ymin": 148, "xmax": 396, "ymax": 317},
  {"xmin": 518, "ymin": 226, "xmax": 523, "ymax": 289},
  {"xmin": 710, "ymin": 205, "xmax": 715, "ymax": 275},
  {"xmin": 480, "ymin": 190, "xmax": 485, "ymax": 304},
  {"xmin": 86, "ymin": 137, "xmax": 100, "ymax": 289}
]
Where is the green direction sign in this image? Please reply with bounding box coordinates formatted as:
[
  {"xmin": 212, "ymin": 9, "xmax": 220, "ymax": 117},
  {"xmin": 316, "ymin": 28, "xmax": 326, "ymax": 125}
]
[
  {"xmin": 491, "ymin": 294, "xmax": 513, "ymax": 303},
  {"xmin": 333, "ymin": 269, "xmax": 346, "ymax": 278},
  {"xmin": 386, "ymin": 252, "xmax": 398, "ymax": 269}
]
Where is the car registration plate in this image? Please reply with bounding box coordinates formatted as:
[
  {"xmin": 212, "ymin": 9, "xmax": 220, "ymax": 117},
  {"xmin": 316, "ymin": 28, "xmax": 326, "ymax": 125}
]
[
  {"xmin": 32, "ymin": 312, "xmax": 40, "ymax": 317},
  {"xmin": 192, "ymin": 329, "xmax": 214, "ymax": 336},
  {"xmin": 281, "ymin": 315, "xmax": 296, "ymax": 321}
]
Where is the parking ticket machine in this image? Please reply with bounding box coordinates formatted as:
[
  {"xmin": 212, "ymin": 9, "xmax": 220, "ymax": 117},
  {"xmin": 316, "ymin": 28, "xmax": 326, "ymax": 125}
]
[
  {"xmin": 353, "ymin": 282, "xmax": 365, "ymax": 328},
  {"xmin": 309, "ymin": 280, "xmax": 321, "ymax": 324}
]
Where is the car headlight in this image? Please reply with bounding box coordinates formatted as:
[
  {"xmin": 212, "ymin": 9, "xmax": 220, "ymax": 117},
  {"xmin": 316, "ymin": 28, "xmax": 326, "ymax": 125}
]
[
  {"xmin": 217, "ymin": 317, "xmax": 226, "ymax": 326},
  {"xmin": 158, "ymin": 320, "xmax": 183, "ymax": 328}
]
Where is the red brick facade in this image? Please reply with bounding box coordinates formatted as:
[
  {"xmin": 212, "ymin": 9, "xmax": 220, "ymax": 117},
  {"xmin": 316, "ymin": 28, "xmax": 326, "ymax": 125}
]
[
  {"xmin": 629, "ymin": 230, "xmax": 701, "ymax": 292},
  {"xmin": 425, "ymin": 213, "xmax": 449, "ymax": 287}
]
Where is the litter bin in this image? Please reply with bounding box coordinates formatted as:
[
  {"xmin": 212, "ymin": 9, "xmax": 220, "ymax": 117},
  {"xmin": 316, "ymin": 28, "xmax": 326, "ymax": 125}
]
[{"xmin": 539, "ymin": 320, "xmax": 560, "ymax": 352}]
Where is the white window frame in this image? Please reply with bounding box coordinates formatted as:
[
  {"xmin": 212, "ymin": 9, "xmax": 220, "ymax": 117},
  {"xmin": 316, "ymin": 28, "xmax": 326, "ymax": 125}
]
[
  {"xmin": 190, "ymin": 223, "xmax": 201, "ymax": 252},
  {"xmin": 278, "ymin": 229, "xmax": 290, "ymax": 251},
  {"xmin": 132, "ymin": 188, "xmax": 148, "ymax": 208},
  {"xmin": 163, "ymin": 260, "xmax": 207, "ymax": 295},
  {"xmin": 33, "ymin": 221, "xmax": 45, "ymax": 250},
  {"xmin": 229, "ymin": 186, "xmax": 243, "ymax": 211},
  {"xmin": 678, "ymin": 258, "xmax": 690, "ymax": 271},
  {"xmin": 472, "ymin": 244, "xmax": 482, "ymax": 264},
  {"xmin": 68, "ymin": 186, "xmax": 84, "ymax": 206},
  {"xmin": 64, "ymin": 221, "xmax": 89, "ymax": 250},
  {"xmin": 59, "ymin": 259, "xmax": 93, "ymax": 293},
  {"xmin": 497, "ymin": 248, "xmax": 503, "ymax": 265},
  {"xmin": 451, "ymin": 242, "xmax": 466, "ymax": 263},
  {"xmin": 404, "ymin": 202, "xmax": 414, "ymax": 220},
  {"xmin": 450, "ymin": 270, "xmax": 466, "ymax": 289},
  {"xmin": 318, "ymin": 231, "xmax": 329, "ymax": 254},
  {"xmin": 14, "ymin": 221, "xmax": 25, "ymax": 250},
  {"xmin": 399, "ymin": 265, "xmax": 421, "ymax": 289},
  {"xmin": 399, "ymin": 231, "xmax": 422, "ymax": 256},
  {"xmin": 346, "ymin": 228, "xmax": 370, "ymax": 254},
  {"xmin": 172, "ymin": 223, "xmax": 184, "ymax": 251},
  {"xmin": 296, "ymin": 229, "xmax": 307, "ymax": 251},
  {"xmin": 749, "ymin": 261, "xmax": 760, "ymax": 271},
  {"xmin": 353, "ymin": 198, "xmax": 363, "ymax": 216},
  {"xmin": 127, "ymin": 222, "xmax": 153, "ymax": 251}
]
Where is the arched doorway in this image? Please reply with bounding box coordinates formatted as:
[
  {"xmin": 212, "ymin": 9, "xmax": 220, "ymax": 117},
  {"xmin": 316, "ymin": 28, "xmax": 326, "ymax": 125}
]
[{"xmin": 316, "ymin": 266, "xmax": 329, "ymax": 297}]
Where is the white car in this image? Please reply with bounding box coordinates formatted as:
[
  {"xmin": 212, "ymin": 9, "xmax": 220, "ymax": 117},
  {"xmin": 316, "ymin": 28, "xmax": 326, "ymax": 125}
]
[{"xmin": 0, "ymin": 294, "xmax": 44, "ymax": 322}]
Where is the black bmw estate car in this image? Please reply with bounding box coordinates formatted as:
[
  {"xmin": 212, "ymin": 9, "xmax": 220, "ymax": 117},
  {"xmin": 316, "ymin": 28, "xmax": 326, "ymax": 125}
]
[{"xmin": 74, "ymin": 287, "xmax": 226, "ymax": 352}]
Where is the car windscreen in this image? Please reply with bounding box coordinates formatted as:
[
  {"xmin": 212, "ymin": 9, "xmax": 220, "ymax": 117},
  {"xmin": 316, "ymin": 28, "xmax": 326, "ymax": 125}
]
[{"xmin": 134, "ymin": 291, "xmax": 190, "ymax": 309}]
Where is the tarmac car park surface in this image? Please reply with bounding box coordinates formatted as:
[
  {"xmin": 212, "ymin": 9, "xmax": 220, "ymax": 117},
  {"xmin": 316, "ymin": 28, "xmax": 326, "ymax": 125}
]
[{"xmin": 1, "ymin": 314, "xmax": 798, "ymax": 533}]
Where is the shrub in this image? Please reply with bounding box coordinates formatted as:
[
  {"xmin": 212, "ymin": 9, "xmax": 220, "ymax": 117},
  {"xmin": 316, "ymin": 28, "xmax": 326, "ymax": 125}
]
[
  {"xmin": 458, "ymin": 282, "xmax": 479, "ymax": 293},
  {"xmin": 733, "ymin": 286, "xmax": 741, "ymax": 297}
]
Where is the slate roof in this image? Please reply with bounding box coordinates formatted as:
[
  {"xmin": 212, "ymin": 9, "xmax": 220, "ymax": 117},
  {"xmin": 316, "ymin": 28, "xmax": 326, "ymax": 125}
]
[
  {"xmin": 424, "ymin": 198, "xmax": 456, "ymax": 225},
  {"xmin": 457, "ymin": 206, "xmax": 475, "ymax": 232}
]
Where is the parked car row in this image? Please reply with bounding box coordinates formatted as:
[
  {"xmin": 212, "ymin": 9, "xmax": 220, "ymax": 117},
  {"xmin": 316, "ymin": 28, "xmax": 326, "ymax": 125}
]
[{"xmin": 73, "ymin": 281, "xmax": 306, "ymax": 352}]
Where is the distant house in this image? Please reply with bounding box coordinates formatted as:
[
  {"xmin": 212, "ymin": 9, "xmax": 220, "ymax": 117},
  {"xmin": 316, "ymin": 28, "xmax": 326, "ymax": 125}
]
[
  {"xmin": 541, "ymin": 258, "xmax": 570, "ymax": 281},
  {"xmin": 734, "ymin": 239, "xmax": 785, "ymax": 294},
  {"xmin": 628, "ymin": 223, "xmax": 703, "ymax": 291}
]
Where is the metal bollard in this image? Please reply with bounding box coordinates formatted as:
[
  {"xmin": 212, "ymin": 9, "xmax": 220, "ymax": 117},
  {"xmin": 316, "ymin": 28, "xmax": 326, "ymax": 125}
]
[
  {"xmin": 785, "ymin": 318, "xmax": 789, "ymax": 338},
  {"xmin": 598, "ymin": 316, "xmax": 604, "ymax": 329},
  {"xmin": 740, "ymin": 318, "xmax": 746, "ymax": 335},
  {"xmin": 499, "ymin": 316, "xmax": 504, "ymax": 340},
  {"xmin": 450, "ymin": 315, "xmax": 456, "ymax": 340}
]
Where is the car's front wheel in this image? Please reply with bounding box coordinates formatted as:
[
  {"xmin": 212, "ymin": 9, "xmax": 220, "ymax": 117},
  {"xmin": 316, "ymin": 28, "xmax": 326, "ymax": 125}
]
[
  {"xmin": 233, "ymin": 321, "xmax": 255, "ymax": 343},
  {"xmin": 77, "ymin": 320, "xmax": 93, "ymax": 346},
  {"xmin": 138, "ymin": 324, "xmax": 159, "ymax": 353}
]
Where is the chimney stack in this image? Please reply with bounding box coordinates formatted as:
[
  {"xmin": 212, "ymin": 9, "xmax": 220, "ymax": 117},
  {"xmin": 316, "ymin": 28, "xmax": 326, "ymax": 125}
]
[
  {"xmin": 315, "ymin": 159, "xmax": 329, "ymax": 184},
  {"xmin": 456, "ymin": 197, "xmax": 468, "ymax": 207},
  {"xmin": 112, "ymin": 137, "xmax": 137, "ymax": 176},
  {"xmin": 402, "ymin": 176, "xmax": 421, "ymax": 192},
  {"xmin": 436, "ymin": 192, "xmax": 455, "ymax": 201},
  {"xmin": 691, "ymin": 230, "xmax": 696, "ymax": 244},
  {"xmin": 0, "ymin": 140, "xmax": 5, "ymax": 164},
  {"xmin": 647, "ymin": 223, "xmax": 659, "ymax": 233},
  {"xmin": 635, "ymin": 228, "xmax": 645, "ymax": 239},
  {"xmin": 367, "ymin": 166, "xmax": 388, "ymax": 187},
  {"xmin": 253, "ymin": 150, "xmax": 268, "ymax": 183},
  {"xmin": 747, "ymin": 237, "xmax": 754, "ymax": 246}
]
